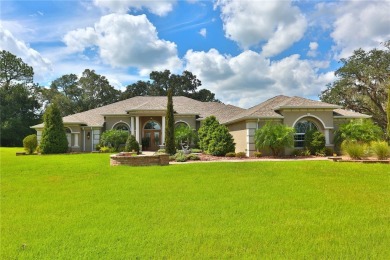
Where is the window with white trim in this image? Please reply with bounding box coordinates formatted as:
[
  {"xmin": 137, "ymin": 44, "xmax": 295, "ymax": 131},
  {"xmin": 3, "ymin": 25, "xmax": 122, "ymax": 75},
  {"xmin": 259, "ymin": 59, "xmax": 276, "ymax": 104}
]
[
  {"xmin": 114, "ymin": 123, "xmax": 130, "ymax": 131},
  {"xmin": 294, "ymin": 120, "xmax": 318, "ymax": 148}
]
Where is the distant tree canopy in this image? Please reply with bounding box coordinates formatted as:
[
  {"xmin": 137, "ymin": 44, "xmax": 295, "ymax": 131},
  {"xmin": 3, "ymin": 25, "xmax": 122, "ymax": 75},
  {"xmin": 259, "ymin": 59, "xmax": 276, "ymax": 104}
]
[
  {"xmin": 121, "ymin": 70, "xmax": 220, "ymax": 102},
  {"xmin": 320, "ymin": 41, "xmax": 390, "ymax": 131},
  {"xmin": 39, "ymin": 69, "xmax": 121, "ymax": 116},
  {"xmin": 0, "ymin": 50, "xmax": 41, "ymax": 146}
]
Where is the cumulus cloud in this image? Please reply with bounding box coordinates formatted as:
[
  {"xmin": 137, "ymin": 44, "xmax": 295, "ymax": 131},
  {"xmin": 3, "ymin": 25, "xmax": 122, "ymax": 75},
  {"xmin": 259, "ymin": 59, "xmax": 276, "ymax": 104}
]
[
  {"xmin": 63, "ymin": 14, "xmax": 182, "ymax": 75},
  {"xmin": 328, "ymin": 0, "xmax": 390, "ymax": 58},
  {"xmin": 185, "ymin": 49, "xmax": 334, "ymax": 107},
  {"xmin": 0, "ymin": 25, "xmax": 52, "ymax": 82},
  {"xmin": 215, "ymin": 0, "xmax": 307, "ymax": 56},
  {"xmin": 93, "ymin": 0, "xmax": 176, "ymax": 16}
]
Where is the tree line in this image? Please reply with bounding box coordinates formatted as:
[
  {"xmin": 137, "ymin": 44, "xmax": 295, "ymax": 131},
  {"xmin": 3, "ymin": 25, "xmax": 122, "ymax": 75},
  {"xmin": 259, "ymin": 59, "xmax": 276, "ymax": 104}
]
[
  {"xmin": 0, "ymin": 50, "xmax": 219, "ymax": 146},
  {"xmin": 1, "ymin": 40, "xmax": 390, "ymax": 147}
]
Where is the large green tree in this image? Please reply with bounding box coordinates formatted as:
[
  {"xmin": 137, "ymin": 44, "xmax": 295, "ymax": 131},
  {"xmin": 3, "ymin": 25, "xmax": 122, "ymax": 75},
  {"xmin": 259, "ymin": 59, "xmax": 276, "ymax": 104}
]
[
  {"xmin": 39, "ymin": 70, "xmax": 120, "ymax": 116},
  {"xmin": 0, "ymin": 50, "xmax": 41, "ymax": 146},
  {"xmin": 120, "ymin": 70, "xmax": 220, "ymax": 102},
  {"xmin": 40, "ymin": 103, "xmax": 68, "ymax": 154},
  {"xmin": 320, "ymin": 41, "xmax": 390, "ymax": 131}
]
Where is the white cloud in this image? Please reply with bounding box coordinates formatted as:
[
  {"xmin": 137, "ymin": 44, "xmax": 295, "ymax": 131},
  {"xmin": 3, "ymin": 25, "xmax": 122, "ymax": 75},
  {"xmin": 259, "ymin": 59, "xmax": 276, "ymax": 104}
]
[
  {"xmin": 93, "ymin": 0, "xmax": 176, "ymax": 16},
  {"xmin": 215, "ymin": 0, "xmax": 307, "ymax": 56},
  {"xmin": 307, "ymin": 41, "xmax": 319, "ymax": 57},
  {"xmin": 199, "ymin": 28, "xmax": 207, "ymax": 37},
  {"xmin": 63, "ymin": 14, "xmax": 182, "ymax": 75},
  {"xmin": 0, "ymin": 25, "xmax": 52, "ymax": 82},
  {"xmin": 185, "ymin": 49, "xmax": 334, "ymax": 107},
  {"xmin": 329, "ymin": 0, "xmax": 390, "ymax": 58}
]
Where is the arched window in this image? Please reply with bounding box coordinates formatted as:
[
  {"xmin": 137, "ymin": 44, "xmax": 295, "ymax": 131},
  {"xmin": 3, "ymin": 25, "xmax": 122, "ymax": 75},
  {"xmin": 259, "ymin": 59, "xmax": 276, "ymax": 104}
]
[
  {"xmin": 113, "ymin": 122, "xmax": 129, "ymax": 131},
  {"xmin": 175, "ymin": 121, "xmax": 189, "ymax": 129},
  {"xmin": 144, "ymin": 121, "xmax": 161, "ymax": 130},
  {"xmin": 294, "ymin": 120, "xmax": 318, "ymax": 148}
]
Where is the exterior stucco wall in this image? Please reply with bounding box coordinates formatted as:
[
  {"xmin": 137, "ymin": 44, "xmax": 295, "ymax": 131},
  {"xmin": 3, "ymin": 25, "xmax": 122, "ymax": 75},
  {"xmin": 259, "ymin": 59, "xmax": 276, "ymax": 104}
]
[
  {"xmin": 174, "ymin": 116, "xmax": 197, "ymax": 130},
  {"xmin": 281, "ymin": 110, "xmax": 334, "ymax": 129},
  {"xmin": 105, "ymin": 116, "xmax": 131, "ymax": 130},
  {"xmin": 227, "ymin": 121, "xmax": 247, "ymax": 154}
]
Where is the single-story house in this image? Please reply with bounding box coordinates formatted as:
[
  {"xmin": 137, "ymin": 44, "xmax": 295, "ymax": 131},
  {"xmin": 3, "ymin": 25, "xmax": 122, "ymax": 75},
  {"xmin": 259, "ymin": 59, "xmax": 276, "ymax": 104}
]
[{"xmin": 32, "ymin": 95, "xmax": 369, "ymax": 156}]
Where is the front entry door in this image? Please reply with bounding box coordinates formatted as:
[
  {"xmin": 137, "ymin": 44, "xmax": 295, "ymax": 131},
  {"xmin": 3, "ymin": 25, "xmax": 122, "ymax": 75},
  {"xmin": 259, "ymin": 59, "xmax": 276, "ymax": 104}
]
[{"xmin": 143, "ymin": 130, "xmax": 161, "ymax": 151}]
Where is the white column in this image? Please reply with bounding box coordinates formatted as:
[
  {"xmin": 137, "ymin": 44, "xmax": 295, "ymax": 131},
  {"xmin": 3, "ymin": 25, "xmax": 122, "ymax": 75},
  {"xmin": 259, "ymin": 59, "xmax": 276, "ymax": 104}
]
[
  {"xmin": 130, "ymin": 117, "xmax": 135, "ymax": 136},
  {"xmin": 324, "ymin": 129, "xmax": 330, "ymax": 145},
  {"xmin": 135, "ymin": 116, "xmax": 140, "ymax": 142},
  {"xmin": 162, "ymin": 116, "xmax": 166, "ymax": 145},
  {"xmin": 74, "ymin": 134, "xmax": 79, "ymax": 147}
]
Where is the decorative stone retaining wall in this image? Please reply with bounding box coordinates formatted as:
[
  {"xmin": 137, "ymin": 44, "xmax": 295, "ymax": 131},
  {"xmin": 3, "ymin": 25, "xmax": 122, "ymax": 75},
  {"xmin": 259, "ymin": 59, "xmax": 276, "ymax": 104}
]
[{"xmin": 110, "ymin": 154, "xmax": 169, "ymax": 166}]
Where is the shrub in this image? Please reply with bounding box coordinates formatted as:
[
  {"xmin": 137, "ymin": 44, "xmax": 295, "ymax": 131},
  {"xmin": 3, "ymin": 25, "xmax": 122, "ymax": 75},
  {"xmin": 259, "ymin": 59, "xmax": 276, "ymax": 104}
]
[
  {"xmin": 23, "ymin": 134, "xmax": 38, "ymax": 154},
  {"xmin": 198, "ymin": 116, "xmax": 220, "ymax": 152},
  {"xmin": 255, "ymin": 122, "xmax": 295, "ymax": 156},
  {"xmin": 190, "ymin": 148, "xmax": 202, "ymax": 153},
  {"xmin": 225, "ymin": 152, "xmax": 236, "ymax": 157},
  {"xmin": 341, "ymin": 140, "xmax": 368, "ymax": 160},
  {"xmin": 324, "ymin": 147, "xmax": 334, "ymax": 156},
  {"xmin": 371, "ymin": 141, "xmax": 390, "ymax": 160},
  {"xmin": 304, "ymin": 130, "xmax": 325, "ymax": 155},
  {"xmin": 99, "ymin": 146, "xmax": 115, "ymax": 153},
  {"xmin": 124, "ymin": 134, "xmax": 140, "ymax": 154},
  {"xmin": 235, "ymin": 152, "xmax": 247, "ymax": 158},
  {"xmin": 186, "ymin": 154, "xmax": 200, "ymax": 161},
  {"xmin": 100, "ymin": 130, "xmax": 128, "ymax": 152},
  {"xmin": 208, "ymin": 125, "xmax": 235, "ymax": 156},
  {"xmin": 40, "ymin": 103, "xmax": 68, "ymax": 154},
  {"xmin": 175, "ymin": 151, "xmax": 187, "ymax": 162},
  {"xmin": 291, "ymin": 149, "xmax": 311, "ymax": 156},
  {"xmin": 254, "ymin": 152, "xmax": 262, "ymax": 158},
  {"xmin": 334, "ymin": 119, "xmax": 383, "ymax": 148}
]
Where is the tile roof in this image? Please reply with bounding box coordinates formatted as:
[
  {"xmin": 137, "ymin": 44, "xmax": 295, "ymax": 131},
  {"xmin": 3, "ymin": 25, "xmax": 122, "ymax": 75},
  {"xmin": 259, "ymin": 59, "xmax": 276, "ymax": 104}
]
[{"xmin": 31, "ymin": 95, "xmax": 369, "ymax": 128}]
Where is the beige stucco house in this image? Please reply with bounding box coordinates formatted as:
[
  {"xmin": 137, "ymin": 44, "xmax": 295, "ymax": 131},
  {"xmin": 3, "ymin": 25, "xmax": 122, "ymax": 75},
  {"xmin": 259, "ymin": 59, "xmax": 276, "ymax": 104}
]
[{"xmin": 32, "ymin": 95, "xmax": 369, "ymax": 156}]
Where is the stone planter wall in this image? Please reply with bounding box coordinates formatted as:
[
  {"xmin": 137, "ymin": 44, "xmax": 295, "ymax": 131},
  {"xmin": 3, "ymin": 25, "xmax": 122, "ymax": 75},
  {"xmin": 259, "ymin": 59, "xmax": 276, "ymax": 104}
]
[{"xmin": 110, "ymin": 154, "xmax": 169, "ymax": 166}]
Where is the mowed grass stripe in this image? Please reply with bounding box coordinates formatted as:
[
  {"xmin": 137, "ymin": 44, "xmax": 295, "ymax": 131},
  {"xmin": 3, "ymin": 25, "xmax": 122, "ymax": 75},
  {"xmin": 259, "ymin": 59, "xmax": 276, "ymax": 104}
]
[{"xmin": 1, "ymin": 148, "xmax": 389, "ymax": 259}]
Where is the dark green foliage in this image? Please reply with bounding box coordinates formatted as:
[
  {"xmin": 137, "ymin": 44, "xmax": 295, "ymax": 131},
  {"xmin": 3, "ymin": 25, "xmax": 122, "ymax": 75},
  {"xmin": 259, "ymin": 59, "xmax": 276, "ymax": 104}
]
[
  {"xmin": 334, "ymin": 119, "xmax": 383, "ymax": 148},
  {"xmin": 124, "ymin": 135, "xmax": 140, "ymax": 154},
  {"xmin": 39, "ymin": 70, "xmax": 120, "ymax": 117},
  {"xmin": 208, "ymin": 125, "xmax": 235, "ymax": 156},
  {"xmin": 23, "ymin": 134, "xmax": 37, "ymax": 154},
  {"xmin": 165, "ymin": 88, "xmax": 176, "ymax": 155},
  {"xmin": 304, "ymin": 130, "xmax": 326, "ymax": 155},
  {"xmin": 198, "ymin": 116, "xmax": 220, "ymax": 152},
  {"xmin": 255, "ymin": 122, "xmax": 295, "ymax": 156},
  {"xmin": 0, "ymin": 51, "xmax": 41, "ymax": 146},
  {"xmin": 100, "ymin": 130, "xmax": 129, "ymax": 152},
  {"xmin": 320, "ymin": 41, "xmax": 390, "ymax": 131},
  {"xmin": 40, "ymin": 103, "xmax": 68, "ymax": 154},
  {"xmin": 120, "ymin": 70, "xmax": 220, "ymax": 102}
]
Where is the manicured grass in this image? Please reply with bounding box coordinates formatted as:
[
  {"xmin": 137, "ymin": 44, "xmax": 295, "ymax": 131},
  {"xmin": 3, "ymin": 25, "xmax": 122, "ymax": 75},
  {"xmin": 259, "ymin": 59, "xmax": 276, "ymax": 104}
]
[{"xmin": 1, "ymin": 147, "xmax": 389, "ymax": 258}]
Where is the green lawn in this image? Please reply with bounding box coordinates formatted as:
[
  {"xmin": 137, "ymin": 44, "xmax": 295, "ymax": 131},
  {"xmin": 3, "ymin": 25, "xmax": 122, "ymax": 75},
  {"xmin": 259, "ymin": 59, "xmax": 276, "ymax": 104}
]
[{"xmin": 1, "ymin": 147, "xmax": 389, "ymax": 259}]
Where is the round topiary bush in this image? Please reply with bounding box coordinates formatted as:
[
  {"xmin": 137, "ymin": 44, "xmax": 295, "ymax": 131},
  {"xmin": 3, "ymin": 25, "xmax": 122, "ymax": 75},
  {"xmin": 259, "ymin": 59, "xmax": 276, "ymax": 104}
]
[{"xmin": 23, "ymin": 134, "xmax": 37, "ymax": 154}]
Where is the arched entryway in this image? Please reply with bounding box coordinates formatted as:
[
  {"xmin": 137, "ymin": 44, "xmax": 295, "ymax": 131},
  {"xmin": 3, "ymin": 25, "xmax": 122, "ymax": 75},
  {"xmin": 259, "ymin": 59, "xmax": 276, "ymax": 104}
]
[{"xmin": 142, "ymin": 120, "xmax": 161, "ymax": 151}]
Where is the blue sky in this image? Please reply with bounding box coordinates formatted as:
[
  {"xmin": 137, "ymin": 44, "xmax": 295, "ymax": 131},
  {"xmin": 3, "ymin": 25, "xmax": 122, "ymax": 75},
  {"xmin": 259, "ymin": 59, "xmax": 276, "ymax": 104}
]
[{"xmin": 1, "ymin": 0, "xmax": 389, "ymax": 107}]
